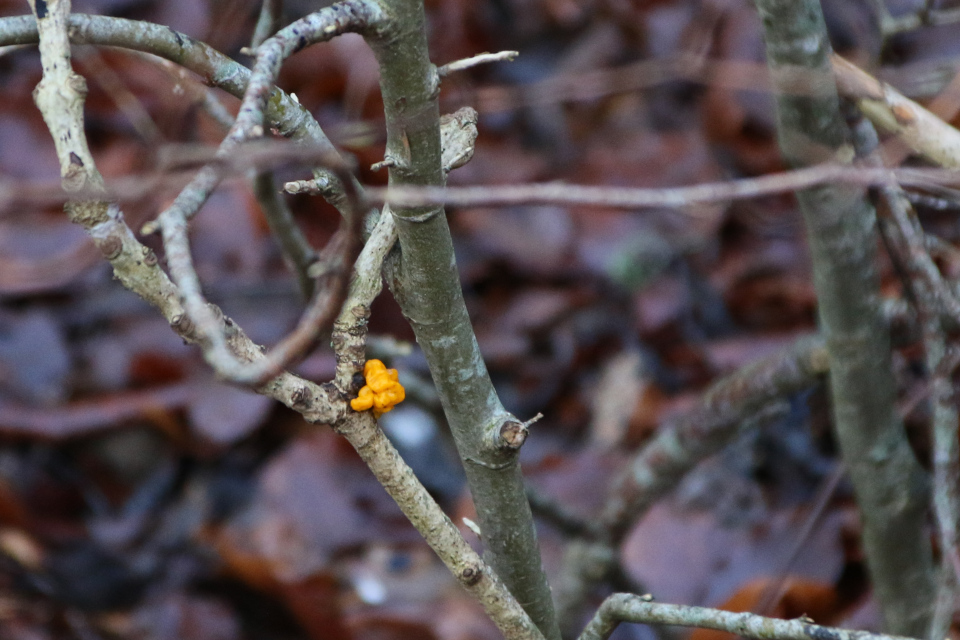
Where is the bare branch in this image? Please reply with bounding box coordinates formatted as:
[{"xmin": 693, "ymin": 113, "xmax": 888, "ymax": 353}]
[
  {"xmin": 254, "ymin": 172, "xmax": 318, "ymax": 299},
  {"xmin": 331, "ymin": 207, "xmax": 398, "ymax": 392},
  {"xmin": 579, "ymin": 595, "xmax": 921, "ymax": 640},
  {"xmin": 755, "ymin": 0, "xmax": 935, "ymax": 633},
  {"xmin": 251, "ymin": 0, "xmax": 283, "ymax": 48},
  {"xmin": 150, "ymin": 1, "xmax": 382, "ymax": 386},
  {"xmin": 849, "ymin": 113, "xmax": 960, "ymax": 638},
  {"xmin": 23, "ymin": 0, "xmax": 340, "ymax": 424},
  {"xmin": 364, "ymin": 0, "xmax": 560, "ymax": 635},
  {"xmin": 8, "ymin": 155, "xmax": 960, "ymax": 222},
  {"xmin": 834, "ymin": 55, "xmax": 960, "ymax": 169},
  {"xmin": 326, "ymin": 202, "xmax": 543, "ymax": 640},
  {"xmin": 438, "ymin": 50, "xmax": 518, "ymax": 76},
  {"xmin": 28, "ymin": 0, "xmax": 107, "ymax": 218},
  {"xmin": 334, "ymin": 411, "xmax": 546, "ymax": 640},
  {"xmin": 372, "ymin": 165, "xmax": 952, "ymax": 211}
]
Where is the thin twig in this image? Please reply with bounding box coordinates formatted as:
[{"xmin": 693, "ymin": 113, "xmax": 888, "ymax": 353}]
[
  {"xmin": 254, "ymin": 171, "xmax": 317, "ymax": 299},
  {"xmin": 251, "ymin": 0, "xmax": 283, "ymax": 48},
  {"xmin": 247, "ymin": 0, "xmax": 318, "ymax": 301},
  {"xmin": 438, "ymin": 50, "xmax": 518, "ymax": 76},
  {"xmin": 154, "ymin": 2, "xmax": 381, "ymax": 386},
  {"xmin": 579, "ymin": 595, "xmax": 921, "ymax": 640},
  {"xmin": 331, "ymin": 205, "xmax": 397, "ymax": 393},
  {"xmin": 370, "ymin": 165, "xmax": 960, "ymax": 211},
  {"xmin": 8, "ymin": 163, "xmax": 960, "ymax": 217},
  {"xmin": 23, "ymin": 0, "xmax": 341, "ymax": 424}
]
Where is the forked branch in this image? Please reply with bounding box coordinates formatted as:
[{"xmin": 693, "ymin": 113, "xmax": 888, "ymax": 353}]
[{"xmin": 20, "ymin": 3, "xmax": 547, "ymax": 637}]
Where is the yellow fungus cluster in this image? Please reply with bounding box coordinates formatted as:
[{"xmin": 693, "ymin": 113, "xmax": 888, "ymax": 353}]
[{"xmin": 350, "ymin": 359, "xmax": 405, "ymax": 418}]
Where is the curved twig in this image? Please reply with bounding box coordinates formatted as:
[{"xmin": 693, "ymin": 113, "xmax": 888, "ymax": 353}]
[
  {"xmin": 161, "ymin": 152, "xmax": 365, "ymax": 387},
  {"xmin": 0, "ymin": 13, "xmax": 353, "ymax": 204},
  {"xmin": 151, "ymin": 1, "xmax": 381, "ymax": 386}
]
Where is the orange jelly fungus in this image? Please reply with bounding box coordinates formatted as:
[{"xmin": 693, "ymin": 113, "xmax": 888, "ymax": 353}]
[{"xmin": 349, "ymin": 359, "xmax": 406, "ymax": 418}]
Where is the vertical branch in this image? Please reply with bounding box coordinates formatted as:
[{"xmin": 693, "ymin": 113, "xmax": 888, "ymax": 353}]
[
  {"xmin": 329, "ymin": 214, "xmax": 543, "ymax": 640},
  {"xmin": 251, "ymin": 0, "xmax": 283, "ymax": 48},
  {"xmin": 253, "ymin": 172, "xmax": 317, "ymax": 299},
  {"xmin": 29, "ymin": 0, "xmax": 108, "ymax": 227},
  {"xmin": 363, "ymin": 2, "xmax": 560, "ymax": 638},
  {"xmin": 849, "ymin": 114, "xmax": 960, "ymax": 640},
  {"xmin": 926, "ymin": 326, "xmax": 960, "ymax": 640},
  {"xmin": 752, "ymin": 0, "xmax": 935, "ymax": 635},
  {"xmin": 246, "ymin": 0, "xmax": 318, "ymax": 300}
]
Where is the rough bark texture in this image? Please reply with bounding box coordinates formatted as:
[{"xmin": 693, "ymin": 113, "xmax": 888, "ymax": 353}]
[{"xmin": 752, "ymin": 0, "xmax": 934, "ymax": 635}]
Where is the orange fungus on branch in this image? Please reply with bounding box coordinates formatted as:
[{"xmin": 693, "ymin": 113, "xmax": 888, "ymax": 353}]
[{"xmin": 350, "ymin": 359, "xmax": 406, "ymax": 418}]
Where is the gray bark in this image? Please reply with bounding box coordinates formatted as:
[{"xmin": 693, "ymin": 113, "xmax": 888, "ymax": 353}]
[
  {"xmin": 752, "ymin": 0, "xmax": 935, "ymax": 634},
  {"xmin": 363, "ymin": 2, "xmax": 561, "ymax": 638}
]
